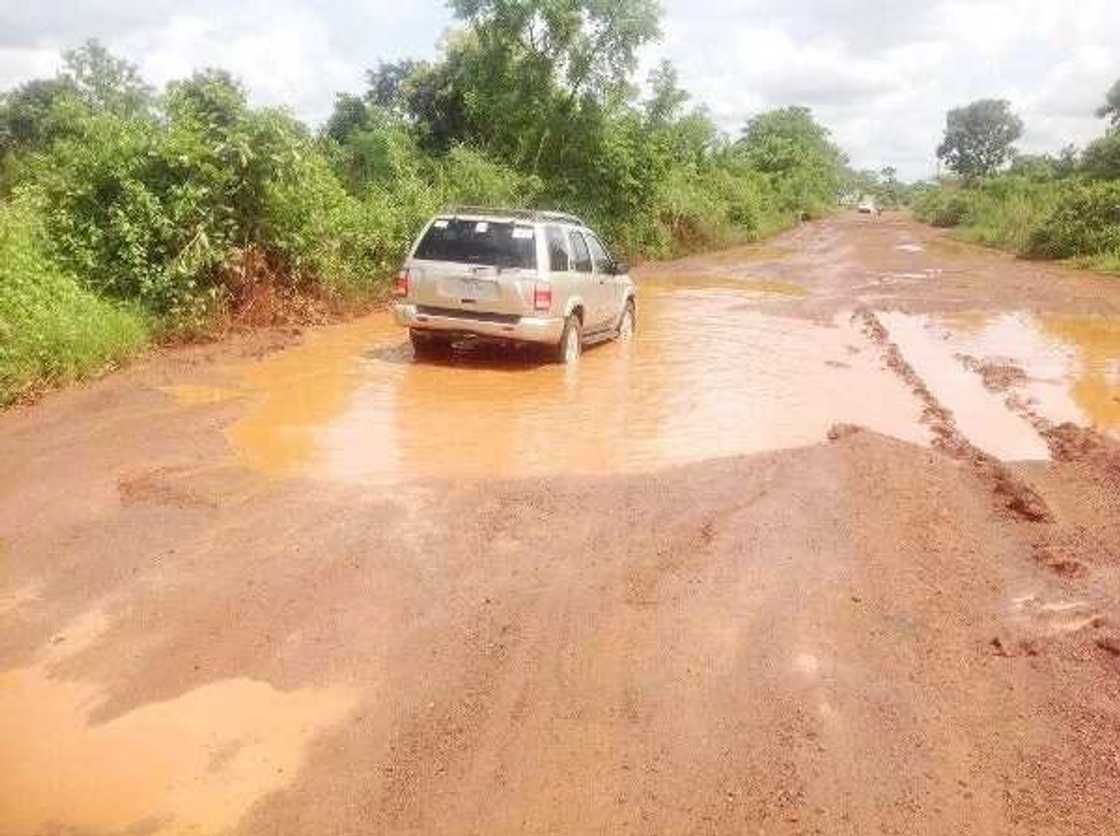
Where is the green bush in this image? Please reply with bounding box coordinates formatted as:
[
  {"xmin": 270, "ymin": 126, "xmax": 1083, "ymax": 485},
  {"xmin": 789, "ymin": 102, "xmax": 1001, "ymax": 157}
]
[
  {"xmin": 1083, "ymin": 132, "xmax": 1120, "ymax": 180},
  {"xmin": 1025, "ymin": 181, "xmax": 1120, "ymax": 259},
  {"xmin": 263, "ymin": 147, "xmax": 396, "ymax": 300},
  {"xmin": 953, "ymin": 177, "xmax": 1060, "ymax": 252},
  {"xmin": 913, "ymin": 187, "xmax": 975, "ymax": 227},
  {"xmin": 914, "ymin": 177, "xmax": 1120, "ymax": 270},
  {"xmin": 436, "ymin": 145, "xmax": 542, "ymax": 208},
  {"xmin": 0, "ymin": 196, "xmax": 148, "ymax": 405},
  {"xmin": 22, "ymin": 72, "xmax": 322, "ymax": 330}
]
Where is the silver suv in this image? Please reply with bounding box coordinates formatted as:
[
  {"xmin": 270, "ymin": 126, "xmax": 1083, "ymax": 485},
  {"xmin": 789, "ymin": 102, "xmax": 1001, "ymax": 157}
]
[{"xmin": 392, "ymin": 207, "xmax": 636, "ymax": 363}]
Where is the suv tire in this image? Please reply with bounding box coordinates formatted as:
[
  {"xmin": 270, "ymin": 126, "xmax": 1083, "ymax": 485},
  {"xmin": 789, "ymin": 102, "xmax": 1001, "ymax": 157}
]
[
  {"xmin": 617, "ymin": 299, "xmax": 635, "ymax": 341},
  {"xmin": 553, "ymin": 314, "xmax": 582, "ymax": 364}
]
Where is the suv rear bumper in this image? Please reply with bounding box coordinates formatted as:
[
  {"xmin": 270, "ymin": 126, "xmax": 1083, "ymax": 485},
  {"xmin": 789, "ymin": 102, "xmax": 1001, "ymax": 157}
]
[{"xmin": 393, "ymin": 303, "xmax": 564, "ymax": 345}]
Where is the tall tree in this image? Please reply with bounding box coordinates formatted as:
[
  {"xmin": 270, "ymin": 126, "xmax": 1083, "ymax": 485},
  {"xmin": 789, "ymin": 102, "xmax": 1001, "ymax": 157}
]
[
  {"xmin": 1096, "ymin": 78, "xmax": 1120, "ymax": 128},
  {"xmin": 449, "ymin": 0, "xmax": 661, "ymax": 101},
  {"xmin": 644, "ymin": 60, "xmax": 689, "ymax": 126},
  {"xmin": 366, "ymin": 60, "xmax": 421, "ymax": 115},
  {"xmin": 936, "ymin": 99, "xmax": 1023, "ymax": 181},
  {"xmin": 442, "ymin": 0, "xmax": 662, "ymax": 169},
  {"xmin": 738, "ymin": 107, "xmax": 845, "ymax": 177},
  {"xmin": 737, "ymin": 106, "xmax": 847, "ymax": 210},
  {"xmin": 325, "ymin": 93, "xmax": 372, "ymax": 143},
  {"xmin": 61, "ymin": 39, "xmax": 153, "ymax": 118},
  {"xmin": 0, "ymin": 77, "xmax": 78, "ymax": 155}
]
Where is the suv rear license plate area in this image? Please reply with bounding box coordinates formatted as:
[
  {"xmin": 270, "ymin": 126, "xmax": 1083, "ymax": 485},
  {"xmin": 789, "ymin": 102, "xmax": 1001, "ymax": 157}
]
[{"xmin": 443, "ymin": 277, "xmax": 499, "ymax": 301}]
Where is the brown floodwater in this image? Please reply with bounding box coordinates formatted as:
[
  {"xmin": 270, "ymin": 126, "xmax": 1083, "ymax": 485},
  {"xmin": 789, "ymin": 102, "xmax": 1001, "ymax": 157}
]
[
  {"xmin": 917, "ymin": 311, "xmax": 1120, "ymax": 438},
  {"xmin": 0, "ymin": 607, "xmax": 355, "ymax": 835},
  {"xmin": 876, "ymin": 311, "xmax": 1053, "ymax": 461},
  {"xmin": 167, "ymin": 233, "xmax": 1120, "ymax": 481},
  {"xmin": 225, "ymin": 273, "xmax": 930, "ymax": 484}
]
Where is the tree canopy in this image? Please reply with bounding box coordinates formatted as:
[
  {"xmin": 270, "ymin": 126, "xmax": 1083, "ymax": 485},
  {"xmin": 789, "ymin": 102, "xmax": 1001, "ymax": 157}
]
[
  {"xmin": 936, "ymin": 99, "xmax": 1023, "ymax": 180},
  {"xmin": 61, "ymin": 39, "xmax": 154, "ymax": 119},
  {"xmin": 736, "ymin": 106, "xmax": 847, "ymax": 210},
  {"xmin": 1097, "ymin": 78, "xmax": 1120, "ymax": 128}
]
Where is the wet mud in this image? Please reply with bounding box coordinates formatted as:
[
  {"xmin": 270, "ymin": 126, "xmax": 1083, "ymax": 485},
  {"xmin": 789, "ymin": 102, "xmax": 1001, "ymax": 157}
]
[{"xmin": 4, "ymin": 213, "xmax": 1120, "ymax": 835}]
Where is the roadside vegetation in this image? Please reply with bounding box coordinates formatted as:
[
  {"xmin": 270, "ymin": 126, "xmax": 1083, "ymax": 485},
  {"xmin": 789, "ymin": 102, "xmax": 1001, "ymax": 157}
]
[
  {"xmin": 842, "ymin": 165, "xmax": 911, "ymax": 210},
  {"xmin": 913, "ymin": 86, "xmax": 1120, "ymax": 274},
  {"xmin": 0, "ymin": 0, "xmax": 850, "ymax": 406}
]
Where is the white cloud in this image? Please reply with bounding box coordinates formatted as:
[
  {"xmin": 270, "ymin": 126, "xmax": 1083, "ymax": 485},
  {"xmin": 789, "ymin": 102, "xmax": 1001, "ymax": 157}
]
[
  {"xmin": 0, "ymin": 46, "xmax": 61, "ymax": 88},
  {"xmin": 115, "ymin": 10, "xmax": 362, "ymax": 123},
  {"xmin": 0, "ymin": 1, "xmax": 453, "ymax": 123},
  {"xmin": 653, "ymin": 0, "xmax": 1120, "ymax": 179}
]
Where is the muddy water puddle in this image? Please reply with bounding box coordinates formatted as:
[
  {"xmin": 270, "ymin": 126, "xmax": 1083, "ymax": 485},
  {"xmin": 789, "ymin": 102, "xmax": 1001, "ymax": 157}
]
[
  {"xmin": 0, "ymin": 606, "xmax": 355, "ymax": 836},
  {"xmin": 877, "ymin": 312, "xmax": 1053, "ymax": 461},
  {"xmin": 906, "ymin": 311, "xmax": 1120, "ymax": 439},
  {"xmin": 226, "ymin": 273, "xmax": 929, "ymax": 484}
]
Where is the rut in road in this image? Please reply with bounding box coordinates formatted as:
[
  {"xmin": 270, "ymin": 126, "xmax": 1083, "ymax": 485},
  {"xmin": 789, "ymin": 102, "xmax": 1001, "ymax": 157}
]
[{"xmin": 856, "ymin": 307, "xmax": 1053, "ymax": 524}]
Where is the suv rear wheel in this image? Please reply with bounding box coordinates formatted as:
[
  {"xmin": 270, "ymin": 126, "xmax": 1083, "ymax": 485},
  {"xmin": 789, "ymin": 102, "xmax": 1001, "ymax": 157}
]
[
  {"xmin": 617, "ymin": 299, "xmax": 635, "ymax": 341},
  {"xmin": 553, "ymin": 314, "xmax": 582, "ymax": 364}
]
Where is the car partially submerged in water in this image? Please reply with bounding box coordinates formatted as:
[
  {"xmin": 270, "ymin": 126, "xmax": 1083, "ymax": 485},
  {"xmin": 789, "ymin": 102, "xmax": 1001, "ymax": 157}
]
[{"xmin": 392, "ymin": 207, "xmax": 636, "ymax": 363}]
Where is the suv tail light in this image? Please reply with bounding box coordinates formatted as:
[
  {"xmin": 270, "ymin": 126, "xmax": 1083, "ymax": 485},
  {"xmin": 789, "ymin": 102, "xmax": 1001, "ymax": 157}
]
[
  {"xmin": 394, "ymin": 268, "xmax": 409, "ymax": 297},
  {"xmin": 533, "ymin": 283, "xmax": 552, "ymax": 312}
]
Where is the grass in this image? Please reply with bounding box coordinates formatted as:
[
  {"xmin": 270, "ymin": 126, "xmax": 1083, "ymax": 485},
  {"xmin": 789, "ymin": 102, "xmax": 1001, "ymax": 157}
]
[
  {"xmin": 915, "ymin": 178, "xmax": 1120, "ymax": 278},
  {"xmin": 1, "ymin": 199, "xmax": 150, "ymax": 406},
  {"xmin": 951, "ymin": 189, "xmax": 1058, "ymax": 253},
  {"xmin": 1073, "ymin": 250, "xmax": 1120, "ymax": 274}
]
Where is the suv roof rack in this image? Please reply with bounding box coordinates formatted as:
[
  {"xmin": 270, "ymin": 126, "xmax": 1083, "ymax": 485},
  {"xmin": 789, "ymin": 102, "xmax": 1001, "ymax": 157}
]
[{"xmin": 441, "ymin": 206, "xmax": 587, "ymax": 227}]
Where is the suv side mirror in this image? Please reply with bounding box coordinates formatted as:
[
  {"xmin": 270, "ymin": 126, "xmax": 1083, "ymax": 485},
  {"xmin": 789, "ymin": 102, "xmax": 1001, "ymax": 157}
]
[{"xmin": 612, "ymin": 261, "xmax": 630, "ymax": 276}]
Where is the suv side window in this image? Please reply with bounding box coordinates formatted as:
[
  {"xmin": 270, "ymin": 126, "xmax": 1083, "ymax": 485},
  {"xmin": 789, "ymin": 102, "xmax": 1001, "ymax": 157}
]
[
  {"xmin": 586, "ymin": 234, "xmax": 612, "ymax": 274},
  {"xmin": 569, "ymin": 231, "xmax": 593, "ymax": 273},
  {"xmin": 546, "ymin": 226, "xmax": 570, "ymax": 272}
]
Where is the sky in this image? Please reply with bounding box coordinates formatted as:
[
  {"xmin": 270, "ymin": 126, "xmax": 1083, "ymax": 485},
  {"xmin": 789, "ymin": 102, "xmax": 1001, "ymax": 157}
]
[{"xmin": 1, "ymin": 1, "xmax": 1117, "ymax": 180}]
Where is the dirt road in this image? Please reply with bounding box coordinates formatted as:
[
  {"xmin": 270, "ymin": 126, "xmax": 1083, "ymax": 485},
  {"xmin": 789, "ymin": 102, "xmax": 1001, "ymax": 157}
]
[{"xmin": 3, "ymin": 213, "xmax": 1120, "ymax": 834}]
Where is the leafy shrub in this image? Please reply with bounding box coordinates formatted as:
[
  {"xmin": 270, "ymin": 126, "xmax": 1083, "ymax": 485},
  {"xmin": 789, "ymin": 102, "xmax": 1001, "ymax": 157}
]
[
  {"xmin": 262, "ymin": 145, "xmax": 396, "ymax": 300},
  {"xmin": 0, "ymin": 195, "xmax": 148, "ymax": 404},
  {"xmin": 436, "ymin": 145, "xmax": 543, "ymax": 208},
  {"xmin": 1025, "ymin": 181, "xmax": 1120, "ymax": 259},
  {"xmin": 953, "ymin": 177, "xmax": 1060, "ymax": 252},
  {"xmin": 915, "ymin": 177, "xmax": 1120, "ymax": 268},
  {"xmin": 913, "ymin": 187, "xmax": 975, "ymax": 227},
  {"xmin": 1082, "ymin": 132, "xmax": 1120, "ymax": 181},
  {"xmin": 23, "ymin": 72, "xmax": 327, "ymax": 330}
]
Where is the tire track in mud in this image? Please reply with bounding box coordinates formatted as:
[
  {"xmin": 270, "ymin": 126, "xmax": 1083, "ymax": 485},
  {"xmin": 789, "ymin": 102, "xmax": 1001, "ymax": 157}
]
[
  {"xmin": 856, "ymin": 310, "xmax": 1120, "ymax": 670},
  {"xmin": 853, "ymin": 309, "xmax": 1052, "ymax": 525},
  {"xmin": 941, "ymin": 348, "xmax": 1120, "ymax": 584},
  {"xmin": 1000, "ymin": 391, "xmax": 1120, "ymax": 582}
]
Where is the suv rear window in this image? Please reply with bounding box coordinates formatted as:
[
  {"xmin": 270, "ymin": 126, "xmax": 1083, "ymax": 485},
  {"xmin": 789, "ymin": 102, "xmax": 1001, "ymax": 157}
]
[{"xmin": 414, "ymin": 219, "xmax": 537, "ymax": 269}]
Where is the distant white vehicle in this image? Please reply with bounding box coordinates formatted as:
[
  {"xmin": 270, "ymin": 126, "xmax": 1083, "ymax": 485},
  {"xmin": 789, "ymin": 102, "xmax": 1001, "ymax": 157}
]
[{"xmin": 857, "ymin": 197, "xmax": 877, "ymax": 214}]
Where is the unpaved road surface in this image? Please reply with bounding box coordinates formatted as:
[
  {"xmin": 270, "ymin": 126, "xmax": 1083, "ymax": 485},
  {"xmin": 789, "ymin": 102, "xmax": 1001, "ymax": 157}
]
[{"xmin": 4, "ymin": 213, "xmax": 1120, "ymax": 834}]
